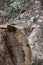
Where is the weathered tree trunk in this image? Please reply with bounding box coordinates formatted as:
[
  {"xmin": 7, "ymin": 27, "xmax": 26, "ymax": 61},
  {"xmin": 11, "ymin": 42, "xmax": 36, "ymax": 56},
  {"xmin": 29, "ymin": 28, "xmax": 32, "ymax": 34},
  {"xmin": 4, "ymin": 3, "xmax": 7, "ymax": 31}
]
[{"xmin": 0, "ymin": 24, "xmax": 32, "ymax": 65}]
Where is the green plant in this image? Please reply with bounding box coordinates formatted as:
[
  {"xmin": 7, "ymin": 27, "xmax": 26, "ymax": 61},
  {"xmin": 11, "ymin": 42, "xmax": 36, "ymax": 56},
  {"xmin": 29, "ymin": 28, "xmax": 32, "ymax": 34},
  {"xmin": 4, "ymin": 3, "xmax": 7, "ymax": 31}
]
[
  {"xmin": 6, "ymin": 0, "xmax": 14, "ymax": 3},
  {"xmin": 8, "ymin": 0, "xmax": 22, "ymax": 13},
  {"xmin": 8, "ymin": 0, "xmax": 22, "ymax": 17}
]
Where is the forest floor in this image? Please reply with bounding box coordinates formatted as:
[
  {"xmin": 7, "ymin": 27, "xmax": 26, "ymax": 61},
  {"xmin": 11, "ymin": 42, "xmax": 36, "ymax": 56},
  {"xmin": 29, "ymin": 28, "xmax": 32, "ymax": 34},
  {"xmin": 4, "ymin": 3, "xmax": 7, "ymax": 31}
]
[{"xmin": 0, "ymin": 0, "xmax": 43, "ymax": 65}]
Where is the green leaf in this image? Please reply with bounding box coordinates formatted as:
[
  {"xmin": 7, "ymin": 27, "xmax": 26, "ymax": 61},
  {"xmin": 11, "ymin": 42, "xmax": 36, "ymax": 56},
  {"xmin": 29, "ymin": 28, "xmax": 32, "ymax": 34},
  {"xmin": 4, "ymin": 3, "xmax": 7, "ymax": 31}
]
[
  {"xmin": 8, "ymin": 6, "xmax": 14, "ymax": 13},
  {"xmin": 8, "ymin": 0, "xmax": 22, "ymax": 14},
  {"xmin": 11, "ymin": 1, "xmax": 22, "ymax": 9}
]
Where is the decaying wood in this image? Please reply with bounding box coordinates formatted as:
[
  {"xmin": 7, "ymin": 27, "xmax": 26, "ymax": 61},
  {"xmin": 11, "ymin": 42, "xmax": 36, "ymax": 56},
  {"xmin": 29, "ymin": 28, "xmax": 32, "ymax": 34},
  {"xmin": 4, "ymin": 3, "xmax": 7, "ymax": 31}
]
[{"xmin": 0, "ymin": 24, "xmax": 32, "ymax": 65}]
